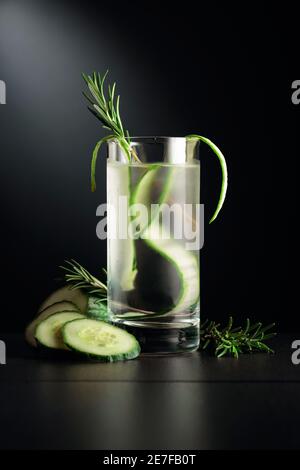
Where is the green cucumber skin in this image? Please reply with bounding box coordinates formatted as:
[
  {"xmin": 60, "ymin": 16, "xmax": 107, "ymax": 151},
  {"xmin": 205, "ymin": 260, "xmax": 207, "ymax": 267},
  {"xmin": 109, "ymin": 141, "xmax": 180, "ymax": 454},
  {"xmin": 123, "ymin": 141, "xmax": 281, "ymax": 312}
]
[
  {"xmin": 129, "ymin": 164, "xmax": 172, "ymax": 234},
  {"xmin": 38, "ymin": 300, "xmax": 79, "ymax": 316},
  {"xmin": 63, "ymin": 340, "xmax": 141, "ymax": 363},
  {"xmin": 34, "ymin": 312, "xmax": 85, "ymax": 351},
  {"xmin": 26, "ymin": 287, "xmax": 88, "ymax": 348},
  {"xmin": 62, "ymin": 319, "xmax": 141, "ymax": 362},
  {"xmin": 37, "ymin": 286, "xmax": 88, "ymax": 314},
  {"xmin": 25, "ymin": 300, "xmax": 81, "ymax": 348},
  {"xmin": 35, "ymin": 336, "xmax": 73, "ymax": 352},
  {"xmin": 186, "ymin": 134, "xmax": 228, "ymax": 224},
  {"xmin": 129, "ymin": 164, "xmax": 160, "ymax": 207},
  {"xmin": 142, "ymin": 227, "xmax": 199, "ymax": 318}
]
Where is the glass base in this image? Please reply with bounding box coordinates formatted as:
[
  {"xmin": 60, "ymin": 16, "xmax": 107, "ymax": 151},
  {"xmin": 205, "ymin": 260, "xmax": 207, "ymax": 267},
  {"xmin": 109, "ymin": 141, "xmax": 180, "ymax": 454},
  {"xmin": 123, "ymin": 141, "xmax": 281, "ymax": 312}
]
[{"xmin": 113, "ymin": 319, "xmax": 200, "ymax": 355}]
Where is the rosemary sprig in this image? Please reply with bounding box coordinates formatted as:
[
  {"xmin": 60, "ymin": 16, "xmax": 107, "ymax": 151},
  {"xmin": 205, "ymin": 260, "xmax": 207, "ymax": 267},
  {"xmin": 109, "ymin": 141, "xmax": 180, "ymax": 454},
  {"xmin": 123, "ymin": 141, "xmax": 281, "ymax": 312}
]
[
  {"xmin": 60, "ymin": 259, "xmax": 107, "ymax": 299},
  {"xmin": 82, "ymin": 70, "xmax": 139, "ymax": 191},
  {"xmin": 200, "ymin": 317, "xmax": 276, "ymax": 358}
]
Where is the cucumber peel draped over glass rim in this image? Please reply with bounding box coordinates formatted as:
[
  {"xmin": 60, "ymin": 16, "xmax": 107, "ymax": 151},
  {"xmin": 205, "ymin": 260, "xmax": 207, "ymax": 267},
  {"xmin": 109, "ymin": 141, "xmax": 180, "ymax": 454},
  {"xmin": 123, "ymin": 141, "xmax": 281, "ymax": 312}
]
[
  {"xmin": 185, "ymin": 134, "xmax": 228, "ymax": 224},
  {"xmin": 83, "ymin": 71, "xmax": 228, "ymax": 319}
]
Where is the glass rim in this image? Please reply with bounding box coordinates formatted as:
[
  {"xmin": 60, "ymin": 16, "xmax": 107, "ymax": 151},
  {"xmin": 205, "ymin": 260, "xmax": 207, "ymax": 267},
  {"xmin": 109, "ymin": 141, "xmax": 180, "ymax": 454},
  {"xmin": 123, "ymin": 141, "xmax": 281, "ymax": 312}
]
[
  {"xmin": 110, "ymin": 136, "xmax": 192, "ymax": 144},
  {"xmin": 107, "ymin": 136, "xmax": 200, "ymax": 165}
]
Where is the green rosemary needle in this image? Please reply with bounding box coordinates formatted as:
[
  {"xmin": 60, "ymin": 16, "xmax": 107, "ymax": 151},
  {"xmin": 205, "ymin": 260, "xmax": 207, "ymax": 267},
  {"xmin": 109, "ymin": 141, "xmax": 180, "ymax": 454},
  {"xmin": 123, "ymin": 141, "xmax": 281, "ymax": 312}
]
[
  {"xmin": 82, "ymin": 70, "xmax": 139, "ymax": 191},
  {"xmin": 60, "ymin": 259, "xmax": 107, "ymax": 299},
  {"xmin": 200, "ymin": 317, "xmax": 276, "ymax": 358}
]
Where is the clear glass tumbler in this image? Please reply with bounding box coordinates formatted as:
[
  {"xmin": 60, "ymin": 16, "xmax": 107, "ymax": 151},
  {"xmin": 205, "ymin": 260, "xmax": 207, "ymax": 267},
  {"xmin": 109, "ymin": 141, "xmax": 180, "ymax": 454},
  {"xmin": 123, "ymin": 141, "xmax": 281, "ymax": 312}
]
[{"xmin": 107, "ymin": 137, "xmax": 200, "ymax": 354}]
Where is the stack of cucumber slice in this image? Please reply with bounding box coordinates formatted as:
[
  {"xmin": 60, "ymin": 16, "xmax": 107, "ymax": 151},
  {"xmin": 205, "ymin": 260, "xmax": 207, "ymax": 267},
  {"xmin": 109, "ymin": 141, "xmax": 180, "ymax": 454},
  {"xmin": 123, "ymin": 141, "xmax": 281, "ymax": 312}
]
[{"xmin": 25, "ymin": 286, "xmax": 140, "ymax": 362}]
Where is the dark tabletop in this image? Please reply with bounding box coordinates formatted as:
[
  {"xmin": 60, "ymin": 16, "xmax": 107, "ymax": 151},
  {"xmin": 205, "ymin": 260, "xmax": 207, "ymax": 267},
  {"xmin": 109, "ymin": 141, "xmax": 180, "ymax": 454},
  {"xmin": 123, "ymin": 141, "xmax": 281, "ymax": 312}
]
[{"xmin": 0, "ymin": 334, "xmax": 299, "ymax": 450}]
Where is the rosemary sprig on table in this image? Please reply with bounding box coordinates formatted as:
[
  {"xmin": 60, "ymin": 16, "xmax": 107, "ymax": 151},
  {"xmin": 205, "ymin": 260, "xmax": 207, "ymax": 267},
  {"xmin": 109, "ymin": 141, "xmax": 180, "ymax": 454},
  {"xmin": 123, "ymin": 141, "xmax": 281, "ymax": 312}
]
[
  {"xmin": 61, "ymin": 260, "xmax": 276, "ymax": 357},
  {"xmin": 82, "ymin": 70, "xmax": 139, "ymax": 191},
  {"xmin": 200, "ymin": 317, "xmax": 276, "ymax": 358}
]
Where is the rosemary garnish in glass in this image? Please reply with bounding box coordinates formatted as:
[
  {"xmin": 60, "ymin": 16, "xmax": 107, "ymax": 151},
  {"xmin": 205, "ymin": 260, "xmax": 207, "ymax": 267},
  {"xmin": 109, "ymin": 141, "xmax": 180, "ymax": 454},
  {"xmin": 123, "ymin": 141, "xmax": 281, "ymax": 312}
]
[{"xmin": 82, "ymin": 70, "xmax": 140, "ymax": 191}]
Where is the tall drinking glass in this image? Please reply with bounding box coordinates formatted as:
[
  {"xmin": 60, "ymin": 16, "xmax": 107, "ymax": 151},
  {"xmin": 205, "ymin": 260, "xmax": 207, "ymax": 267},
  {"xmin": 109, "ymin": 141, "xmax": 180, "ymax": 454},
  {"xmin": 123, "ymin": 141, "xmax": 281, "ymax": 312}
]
[{"xmin": 107, "ymin": 137, "xmax": 200, "ymax": 354}]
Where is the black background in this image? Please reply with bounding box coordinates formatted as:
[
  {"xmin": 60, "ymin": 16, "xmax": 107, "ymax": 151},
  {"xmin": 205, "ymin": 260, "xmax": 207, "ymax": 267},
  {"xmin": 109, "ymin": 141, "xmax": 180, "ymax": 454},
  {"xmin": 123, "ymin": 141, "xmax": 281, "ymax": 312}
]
[{"xmin": 0, "ymin": 1, "xmax": 298, "ymax": 332}]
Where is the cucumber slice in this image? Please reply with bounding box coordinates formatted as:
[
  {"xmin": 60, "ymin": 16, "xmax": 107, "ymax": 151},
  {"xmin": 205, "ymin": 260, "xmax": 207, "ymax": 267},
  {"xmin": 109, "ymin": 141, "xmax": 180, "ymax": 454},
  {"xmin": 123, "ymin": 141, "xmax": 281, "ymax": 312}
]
[
  {"xmin": 62, "ymin": 318, "xmax": 141, "ymax": 362},
  {"xmin": 25, "ymin": 301, "xmax": 80, "ymax": 347},
  {"xmin": 129, "ymin": 164, "xmax": 162, "ymax": 232},
  {"xmin": 38, "ymin": 286, "xmax": 88, "ymax": 314},
  {"xmin": 35, "ymin": 311, "xmax": 85, "ymax": 350}
]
